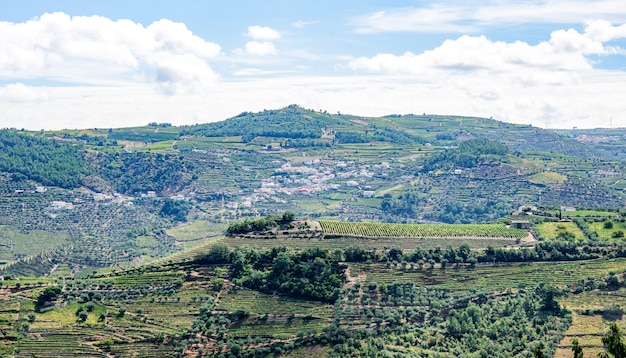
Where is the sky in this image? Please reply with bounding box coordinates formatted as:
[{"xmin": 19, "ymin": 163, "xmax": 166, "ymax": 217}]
[{"xmin": 0, "ymin": 1, "xmax": 625, "ymax": 130}]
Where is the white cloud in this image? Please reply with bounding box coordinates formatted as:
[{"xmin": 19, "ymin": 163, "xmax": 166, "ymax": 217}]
[
  {"xmin": 240, "ymin": 25, "xmax": 281, "ymax": 57},
  {"xmin": 2, "ymin": 69, "xmax": 625, "ymax": 131},
  {"xmin": 474, "ymin": 0, "xmax": 626, "ymax": 25},
  {"xmin": 245, "ymin": 41, "xmax": 278, "ymax": 56},
  {"xmin": 343, "ymin": 21, "xmax": 626, "ymax": 128},
  {"xmin": 233, "ymin": 68, "xmax": 298, "ymax": 76},
  {"xmin": 349, "ymin": 20, "xmax": 625, "ymax": 78},
  {"xmin": 246, "ymin": 25, "xmax": 281, "ymax": 40},
  {"xmin": 0, "ymin": 83, "xmax": 49, "ymax": 102},
  {"xmin": 354, "ymin": 7, "xmax": 475, "ymax": 34},
  {"xmin": 291, "ymin": 20, "xmax": 318, "ymax": 29},
  {"xmin": 354, "ymin": 0, "xmax": 626, "ymax": 33},
  {"xmin": 0, "ymin": 13, "xmax": 625, "ymax": 131},
  {"xmin": 583, "ymin": 19, "xmax": 626, "ymax": 42},
  {"xmin": 153, "ymin": 54, "xmax": 219, "ymax": 95},
  {"xmin": 0, "ymin": 12, "xmax": 221, "ymax": 94}
]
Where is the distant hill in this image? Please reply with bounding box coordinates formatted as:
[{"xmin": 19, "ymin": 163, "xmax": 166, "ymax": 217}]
[{"xmin": 1, "ymin": 104, "xmax": 626, "ymax": 273}]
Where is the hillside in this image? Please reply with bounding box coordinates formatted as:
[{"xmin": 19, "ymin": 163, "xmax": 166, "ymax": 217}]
[
  {"xmin": 0, "ymin": 105, "xmax": 625, "ymax": 274},
  {"xmin": 2, "ymin": 105, "xmax": 626, "ymax": 356},
  {"xmin": 2, "ymin": 209, "xmax": 626, "ymax": 357}
]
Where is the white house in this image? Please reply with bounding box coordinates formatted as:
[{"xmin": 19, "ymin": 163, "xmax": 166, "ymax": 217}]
[{"xmin": 50, "ymin": 201, "xmax": 73, "ymax": 210}]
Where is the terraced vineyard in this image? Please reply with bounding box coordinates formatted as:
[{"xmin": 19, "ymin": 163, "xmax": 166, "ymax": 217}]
[
  {"xmin": 0, "ymin": 231, "xmax": 625, "ymax": 357},
  {"xmin": 5, "ymin": 103, "xmax": 626, "ymax": 356},
  {"xmin": 350, "ymin": 258, "xmax": 626, "ymax": 290},
  {"xmin": 221, "ymin": 235, "xmax": 518, "ymax": 252},
  {"xmin": 319, "ymin": 221, "xmax": 528, "ymax": 239}
]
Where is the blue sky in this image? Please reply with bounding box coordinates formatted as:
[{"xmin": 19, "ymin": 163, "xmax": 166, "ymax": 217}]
[{"xmin": 0, "ymin": 0, "xmax": 625, "ymax": 129}]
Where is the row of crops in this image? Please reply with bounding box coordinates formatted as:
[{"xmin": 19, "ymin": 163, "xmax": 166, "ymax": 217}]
[
  {"xmin": 351, "ymin": 258, "xmax": 626, "ymax": 290},
  {"xmin": 319, "ymin": 221, "xmax": 528, "ymax": 239}
]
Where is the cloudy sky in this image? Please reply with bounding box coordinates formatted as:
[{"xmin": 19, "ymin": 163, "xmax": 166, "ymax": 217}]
[{"xmin": 1, "ymin": 0, "xmax": 625, "ymax": 130}]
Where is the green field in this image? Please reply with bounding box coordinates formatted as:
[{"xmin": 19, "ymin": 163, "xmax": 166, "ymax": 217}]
[
  {"xmin": 221, "ymin": 235, "xmax": 519, "ymax": 252},
  {"xmin": 0, "ymin": 226, "xmax": 69, "ymax": 264},
  {"xmin": 589, "ymin": 220, "xmax": 626, "ymax": 240},
  {"xmin": 166, "ymin": 220, "xmax": 226, "ymax": 243},
  {"xmin": 351, "ymin": 258, "xmax": 626, "ymax": 291},
  {"xmin": 529, "ymin": 171, "xmax": 568, "ymax": 184},
  {"xmin": 319, "ymin": 221, "xmax": 528, "ymax": 239},
  {"xmin": 536, "ymin": 221, "xmax": 586, "ymax": 241}
]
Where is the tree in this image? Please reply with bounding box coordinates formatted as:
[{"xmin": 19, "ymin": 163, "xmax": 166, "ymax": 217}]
[
  {"xmin": 440, "ymin": 258, "xmax": 448, "ymax": 270},
  {"xmin": 280, "ymin": 211, "xmax": 296, "ymax": 224},
  {"xmin": 36, "ymin": 285, "xmax": 62, "ymax": 310},
  {"xmin": 159, "ymin": 199, "xmax": 190, "ymax": 222},
  {"xmin": 539, "ymin": 285, "xmax": 560, "ymax": 313},
  {"xmin": 85, "ymin": 302, "xmax": 96, "ymax": 312},
  {"xmin": 197, "ymin": 243, "xmax": 230, "ymax": 264},
  {"xmin": 602, "ymin": 323, "xmax": 626, "ymax": 358},
  {"xmin": 272, "ymin": 252, "xmax": 294, "ymax": 276},
  {"xmin": 533, "ymin": 346, "xmax": 544, "ymax": 358},
  {"xmin": 98, "ymin": 339, "xmax": 113, "ymax": 351},
  {"xmin": 571, "ymin": 338, "xmax": 583, "ymax": 358},
  {"xmin": 230, "ymin": 343, "xmax": 241, "ymax": 356},
  {"xmin": 77, "ymin": 310, "xmax": 88, "ymax": 322}
]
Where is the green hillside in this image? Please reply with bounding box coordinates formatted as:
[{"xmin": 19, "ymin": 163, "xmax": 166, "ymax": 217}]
[{"xmin": 2, "ymin": 105, "xmax": 626, "ymax": 356}]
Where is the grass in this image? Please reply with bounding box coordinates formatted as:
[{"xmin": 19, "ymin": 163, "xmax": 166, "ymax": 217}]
[
  {"xmin": 48, "ymin": 263, "xmax": 73, "ymax": 277},
  {"xmin": 351, "ymin": 258, "xmax": 626, "ymax": 291},
  {"xmin": 536, "ymin": 221, "xmax": 586, "ymax": 241},
  {"xmin": 529, "ymin": 171, "xmax": 568, "ymax": 184},
  {"xmin": 296, "ymin": 198, "xmax": 331, "ymax": 212},
  {"xmin": 319, "ymin": 221, "xmax": 528, "ymax": 239},
  {"xmin": 135, "ymin": 235, "xmax": 158, "ymax": 248},
  {"xmin": 221, "ymin": 235, "xmax": 518, "ymax": 252},
  {"xmin": 561, "ymin": 288, "xmax": 626, "ymax": 311},
  {"xmin": 561, "ymin": 210, "xmax": 619, "ymax": 218},
  {"xmin": 375, "ymin": 184, "xmax": 405, "ymax": 197},
  {"xmin": 34, "ymin": 302, "xmax": 107, "ymax": 327},
  {"xmin": 228, "ymin": 318, "xmax": 327, "ymax": 339},
  {"xmin": 218, "ymin": 288, "xmax": 333, "ymax": 318},
  {"xmin": 119, "ymin": 298, "xmax": 203, "ymax": 328},
  {"xmin": 553, "ymin": 313, "xmax": 606, "ymax": 358},
  {"xmin": 589, "ymin": 221, "xmax": 626, "ymax": 240},
  {"xmin": 139, "ymin": 140, "xmax": 176, "ymax": 152},
  {"xmin": 555, "ymin": 289, "xmax": 626, "ymax": 358},
  {"xmin": 0, "ymin": 226, "xmax": 69, "ymax": 262},
  {"xmin": 166, "ymin": 220, "xmax": 226, "ymax": 242}
]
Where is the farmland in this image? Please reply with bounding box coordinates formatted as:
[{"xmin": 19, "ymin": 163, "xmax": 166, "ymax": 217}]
[
  {"xmin": 0, "ymin": 213, "xmax": 625, "ymax": 356},
  {"xmin": 319, "ymin": 221, "xmax": 528, "ymax": 239},
  {"xmin": 2, "ymin": 106, "xmax": 626, "ymax": 356}
]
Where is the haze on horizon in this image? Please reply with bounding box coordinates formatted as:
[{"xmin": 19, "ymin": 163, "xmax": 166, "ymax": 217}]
[{"xmin": 0, "ymin": 0, "xmax": 625, "ymax": 131}]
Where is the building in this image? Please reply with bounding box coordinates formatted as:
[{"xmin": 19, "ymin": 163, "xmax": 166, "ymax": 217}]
[
  {"xmin": 361, "ymin": 190, "xmax": 376, "ymax": 198},
  {"xmin": 50, "ymin": 201, "xmax": 73, "ymax": 210},
  {"xmin": 511, "ymin": 220, "xmax": 531, "ymax": 230}
]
